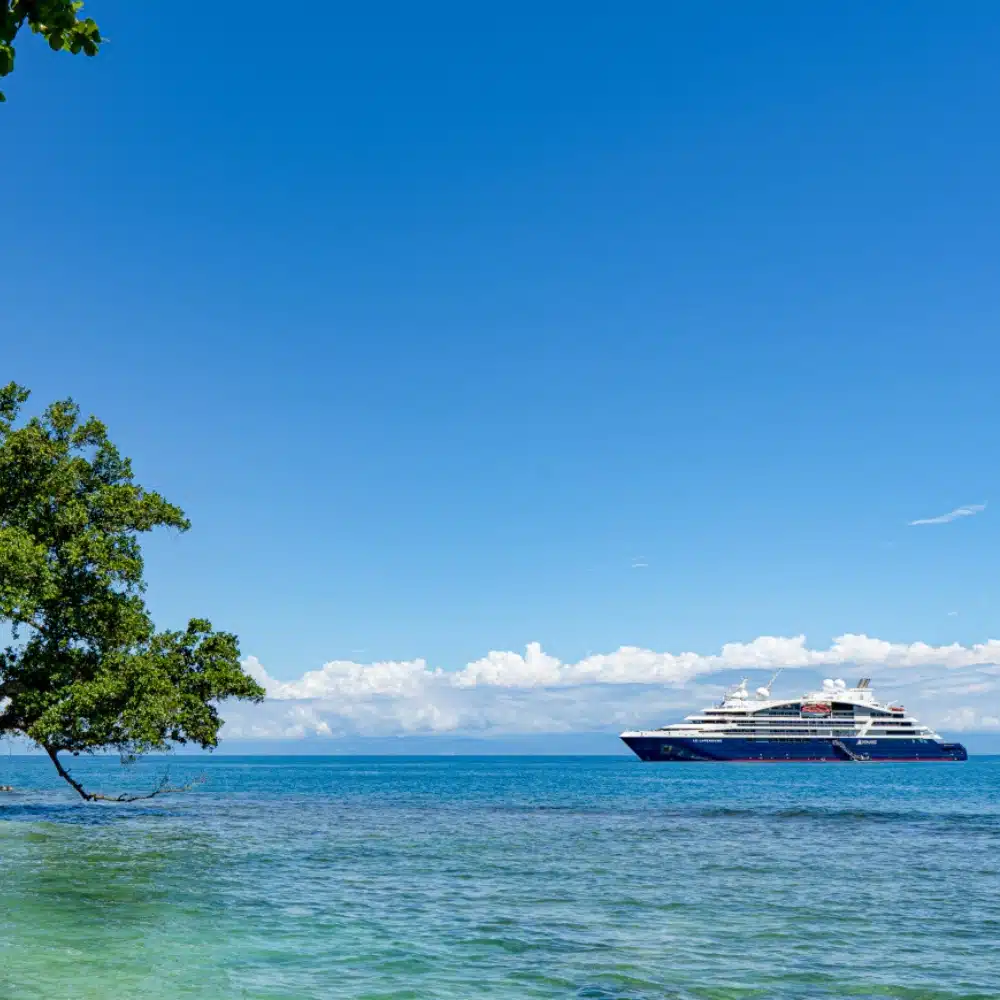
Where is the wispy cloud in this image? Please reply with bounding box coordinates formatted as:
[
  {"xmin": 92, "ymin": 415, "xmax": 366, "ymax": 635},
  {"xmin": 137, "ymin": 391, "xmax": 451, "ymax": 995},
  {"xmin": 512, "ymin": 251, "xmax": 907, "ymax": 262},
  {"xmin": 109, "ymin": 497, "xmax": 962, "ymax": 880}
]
[
  {"xmin": 227, "ymin": 633, "xmax": 1000, "ymax": 740},
  {"xmin": 908, "ymin": 503, "xmax": 986, "ymax": 526},
  {"xmin": 630, "ymin": 557, "xmax": 648, "ymax": 569}
]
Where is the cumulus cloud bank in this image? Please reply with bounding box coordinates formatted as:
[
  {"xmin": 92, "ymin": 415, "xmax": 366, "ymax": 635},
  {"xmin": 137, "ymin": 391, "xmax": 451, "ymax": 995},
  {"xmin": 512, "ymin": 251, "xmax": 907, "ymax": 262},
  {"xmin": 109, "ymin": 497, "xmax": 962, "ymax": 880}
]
[{"xmin": 226, "ymin": 635, "xmax": 1000, "ymax": 740}]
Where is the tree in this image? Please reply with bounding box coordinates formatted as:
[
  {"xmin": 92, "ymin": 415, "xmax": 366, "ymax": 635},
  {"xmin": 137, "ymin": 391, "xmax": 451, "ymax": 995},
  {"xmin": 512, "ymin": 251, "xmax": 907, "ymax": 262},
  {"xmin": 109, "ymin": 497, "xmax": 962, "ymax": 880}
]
[
  {"xmin": 0, "ymin": 383, "xmax": 265, "ymax": 800},
  {"xmin": 1, "ymin": 1, "xmax": 102, "ymax": 102}
]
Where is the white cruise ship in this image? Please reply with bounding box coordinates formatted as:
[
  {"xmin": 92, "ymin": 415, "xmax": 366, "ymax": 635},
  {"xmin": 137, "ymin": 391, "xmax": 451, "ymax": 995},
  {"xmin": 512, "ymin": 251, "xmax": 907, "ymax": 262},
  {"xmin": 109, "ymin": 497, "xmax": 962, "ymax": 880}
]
[{"xmin": 620, "ymin": 676, "xmax": 967, "ymax": 762}]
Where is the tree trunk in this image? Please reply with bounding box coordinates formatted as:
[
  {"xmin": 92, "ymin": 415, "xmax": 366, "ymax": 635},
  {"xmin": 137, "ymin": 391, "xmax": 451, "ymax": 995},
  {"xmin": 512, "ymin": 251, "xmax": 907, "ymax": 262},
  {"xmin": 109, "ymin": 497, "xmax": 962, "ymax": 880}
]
[
  {"xmin": 45, "ymin": 746, "xmax": 96, "ymax": 800},
  {"xmin": 44, "ymin": 746, "xmax": 203, "ymax": 802}
]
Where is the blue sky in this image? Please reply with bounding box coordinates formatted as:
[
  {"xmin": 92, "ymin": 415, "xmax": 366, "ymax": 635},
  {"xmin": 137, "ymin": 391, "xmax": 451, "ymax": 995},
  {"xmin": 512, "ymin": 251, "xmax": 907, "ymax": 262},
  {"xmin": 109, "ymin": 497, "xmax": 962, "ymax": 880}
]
[{"xmin": 3, "ymin": 1, "xmax": 1000, "ymax": 741}]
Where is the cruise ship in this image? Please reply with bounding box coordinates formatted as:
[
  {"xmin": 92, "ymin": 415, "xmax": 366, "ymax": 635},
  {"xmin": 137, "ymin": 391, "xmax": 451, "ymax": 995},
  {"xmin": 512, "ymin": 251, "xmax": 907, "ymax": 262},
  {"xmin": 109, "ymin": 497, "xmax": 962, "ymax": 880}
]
[{"xmin": 620, "ymin": 676, "xmax": 967, "ymax": 762}]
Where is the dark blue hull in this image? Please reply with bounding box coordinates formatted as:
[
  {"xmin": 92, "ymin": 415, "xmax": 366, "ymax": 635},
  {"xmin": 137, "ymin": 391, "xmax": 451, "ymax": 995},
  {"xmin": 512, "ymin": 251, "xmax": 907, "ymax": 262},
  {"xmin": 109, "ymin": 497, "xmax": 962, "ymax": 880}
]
[{"xmin": 621, "ymin": 736, "xmax": 968, "ymax": 762}]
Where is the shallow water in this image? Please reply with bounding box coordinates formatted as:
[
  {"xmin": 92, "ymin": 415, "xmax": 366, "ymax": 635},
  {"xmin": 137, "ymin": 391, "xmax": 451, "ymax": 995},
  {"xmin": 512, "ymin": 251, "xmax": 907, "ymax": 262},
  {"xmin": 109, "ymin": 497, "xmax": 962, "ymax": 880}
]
[{"xmin": 1, "ymin": 754, "xmax": 998, "ymax": 999}]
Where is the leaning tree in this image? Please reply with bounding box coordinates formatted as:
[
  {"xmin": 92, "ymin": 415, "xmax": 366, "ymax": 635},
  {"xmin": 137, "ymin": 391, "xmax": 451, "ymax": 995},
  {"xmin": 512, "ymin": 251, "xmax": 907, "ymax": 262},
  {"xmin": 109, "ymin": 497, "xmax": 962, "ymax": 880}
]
[{"xmin": 0, "ymin": 383, "xmax": 264, "ymax": 800}]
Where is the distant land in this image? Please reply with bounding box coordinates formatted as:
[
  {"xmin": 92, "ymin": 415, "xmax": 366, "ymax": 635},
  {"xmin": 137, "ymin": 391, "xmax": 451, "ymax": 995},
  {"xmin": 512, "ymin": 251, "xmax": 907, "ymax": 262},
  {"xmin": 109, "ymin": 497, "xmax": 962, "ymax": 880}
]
[
  {"xmin": 6, "ymin": 732, "xmax": 998, "ymax": 757},
  {"xmin": 188, "ymin": 730, "xmax": 1000, "ymax": 756}
]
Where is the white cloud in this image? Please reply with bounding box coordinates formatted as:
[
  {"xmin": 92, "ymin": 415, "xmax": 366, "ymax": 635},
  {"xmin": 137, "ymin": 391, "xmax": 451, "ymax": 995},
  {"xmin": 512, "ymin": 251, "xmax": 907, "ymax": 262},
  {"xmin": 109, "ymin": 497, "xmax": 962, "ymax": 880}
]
[
  {"xmin": 937, "ymin": 708, "xmax": 1000, "ymax": 732},
  {"xmin": 228, "ymin": 633, "xmax": 1000, "ymax": 739},
  {"xmin": 908, "ymin": 503, "xmax": 986, "ymax": 526}
]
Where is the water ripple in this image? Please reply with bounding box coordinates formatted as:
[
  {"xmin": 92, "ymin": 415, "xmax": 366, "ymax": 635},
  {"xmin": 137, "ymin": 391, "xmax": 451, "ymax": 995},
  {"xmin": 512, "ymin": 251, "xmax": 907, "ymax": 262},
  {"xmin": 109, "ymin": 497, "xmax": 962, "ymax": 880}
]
[{"xmin": 2, "ymin": 755, "xmax": 998, "ymax": 999}]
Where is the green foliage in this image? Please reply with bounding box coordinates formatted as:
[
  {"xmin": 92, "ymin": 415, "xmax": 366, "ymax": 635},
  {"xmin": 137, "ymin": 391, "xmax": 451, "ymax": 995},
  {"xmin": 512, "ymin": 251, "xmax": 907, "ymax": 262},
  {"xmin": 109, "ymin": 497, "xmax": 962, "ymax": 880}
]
[
  {"xmin": 0, "ymin": 383, "xmax": 264, "ymax": 798},
  {"xmin": 1, "ymin": 1, "xmax": 102, "ymax": 102}
]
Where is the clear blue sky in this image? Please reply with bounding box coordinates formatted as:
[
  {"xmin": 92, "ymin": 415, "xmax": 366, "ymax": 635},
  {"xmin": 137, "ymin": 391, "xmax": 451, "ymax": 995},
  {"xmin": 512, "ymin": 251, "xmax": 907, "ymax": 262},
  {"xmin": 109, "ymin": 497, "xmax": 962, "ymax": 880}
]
[{"xmin": 4, "ymin": 1, "xmax": 1000, "ymax": 682}]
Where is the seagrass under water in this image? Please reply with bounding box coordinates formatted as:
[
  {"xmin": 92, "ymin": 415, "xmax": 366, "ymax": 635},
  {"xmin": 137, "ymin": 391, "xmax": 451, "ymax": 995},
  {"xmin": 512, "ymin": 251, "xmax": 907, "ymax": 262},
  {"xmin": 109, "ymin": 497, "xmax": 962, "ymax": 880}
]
[{"xmin": 1, "ymin": 754, "xmax": 998, "ymax": 999}]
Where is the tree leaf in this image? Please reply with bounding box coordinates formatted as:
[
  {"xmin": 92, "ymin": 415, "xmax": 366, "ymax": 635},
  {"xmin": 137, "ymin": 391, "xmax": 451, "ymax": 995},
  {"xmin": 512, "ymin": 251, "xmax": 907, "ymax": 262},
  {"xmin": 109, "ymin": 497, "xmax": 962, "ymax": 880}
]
[{"xmin": 1, "ymin": 0, "xmax": 102, "ymax": 102}]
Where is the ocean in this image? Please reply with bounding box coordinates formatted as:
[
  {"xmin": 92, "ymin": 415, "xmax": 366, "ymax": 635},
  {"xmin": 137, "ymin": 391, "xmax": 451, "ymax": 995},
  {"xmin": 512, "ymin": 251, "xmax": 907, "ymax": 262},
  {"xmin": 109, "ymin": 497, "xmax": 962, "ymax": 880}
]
[{"xmin": 1, "ymin": 753, "xmax": 997, "ymax": 999}]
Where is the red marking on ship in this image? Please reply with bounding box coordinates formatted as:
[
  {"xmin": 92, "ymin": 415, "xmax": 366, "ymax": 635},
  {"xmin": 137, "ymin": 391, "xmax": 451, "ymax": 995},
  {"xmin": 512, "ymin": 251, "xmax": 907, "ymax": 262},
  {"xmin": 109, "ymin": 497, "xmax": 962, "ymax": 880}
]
[{"xmin": 800, "ymin": 703, "xmax": 831, "ymax": 716}]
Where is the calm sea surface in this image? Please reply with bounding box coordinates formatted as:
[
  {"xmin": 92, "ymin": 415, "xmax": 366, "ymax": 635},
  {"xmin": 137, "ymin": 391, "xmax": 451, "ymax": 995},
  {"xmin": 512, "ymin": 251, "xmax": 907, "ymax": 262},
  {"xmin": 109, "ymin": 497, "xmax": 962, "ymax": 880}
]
[{"xmin": 1, "ymin": 754, "xmax": 998, "ymax": 999}]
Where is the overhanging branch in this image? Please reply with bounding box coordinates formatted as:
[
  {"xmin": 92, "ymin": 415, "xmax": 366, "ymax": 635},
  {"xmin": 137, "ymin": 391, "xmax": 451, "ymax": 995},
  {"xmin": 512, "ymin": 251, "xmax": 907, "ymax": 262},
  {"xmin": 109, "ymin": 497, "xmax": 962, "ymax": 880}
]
[{"xmin": 44, "ymin": 746, "xmax": 205, "ymax": 802}]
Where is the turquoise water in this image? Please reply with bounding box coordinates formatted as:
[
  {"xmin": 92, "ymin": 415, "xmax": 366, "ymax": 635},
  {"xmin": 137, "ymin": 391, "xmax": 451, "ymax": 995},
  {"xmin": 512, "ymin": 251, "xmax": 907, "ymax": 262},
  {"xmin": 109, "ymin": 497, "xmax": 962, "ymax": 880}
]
[{"xmin": 1, "ymin": 754, "xmax": 998, "ymax": 999}]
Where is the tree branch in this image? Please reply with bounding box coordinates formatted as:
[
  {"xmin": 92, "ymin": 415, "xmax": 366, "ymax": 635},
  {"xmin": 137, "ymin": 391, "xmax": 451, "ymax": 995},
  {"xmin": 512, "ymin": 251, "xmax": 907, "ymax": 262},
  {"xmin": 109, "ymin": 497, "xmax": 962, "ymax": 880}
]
[{"xmin": 45, "ymin": 746, "xmax": 204, "ymax": 802}]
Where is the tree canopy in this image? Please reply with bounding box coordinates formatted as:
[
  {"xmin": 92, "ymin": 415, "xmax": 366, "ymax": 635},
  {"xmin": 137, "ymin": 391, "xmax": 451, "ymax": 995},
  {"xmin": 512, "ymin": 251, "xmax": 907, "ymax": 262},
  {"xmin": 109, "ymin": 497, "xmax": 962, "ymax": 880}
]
[
  {"xmin": 1, "ymin": 1, "xmax": 102, "ymax": 102},
  {"xmin": 0, "ymin": 383, "xmax": 264, "ymax": 799}
]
